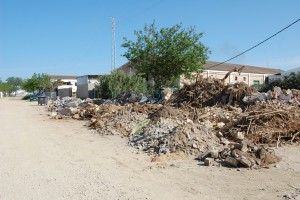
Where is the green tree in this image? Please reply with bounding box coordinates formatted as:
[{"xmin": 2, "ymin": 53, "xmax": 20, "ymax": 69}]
[
  {"xmin": 6, "ymin": 77, "xmax": 23, "ymax": 88},
  {"xmin": 0, "ymin": 82, "xmax": 17, "ymax": 93},
  {"xmin": 122, "ymin": 22, "xmax": 210, "ymax": 89},
  {"xmin": 21, "ymin": 73, "xmax": 51, "ymax": 92}
]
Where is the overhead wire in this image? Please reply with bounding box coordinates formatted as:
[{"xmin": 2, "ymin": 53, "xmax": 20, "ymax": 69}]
[
  {"xmin": 118, "ymin": 0, "xmax": 167, "ymax": 25},
  {"xmin": 206, "ymin": 18, "xmax": 300, "ymax": 69}
]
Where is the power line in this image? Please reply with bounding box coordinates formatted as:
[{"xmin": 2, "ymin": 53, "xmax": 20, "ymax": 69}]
[
  {"xmin": 118, "ymin": 0, "xmax": 167, "ymax": 25},
  {"xmin": 207, "ymin": 18, "xmax": 300, "ymax": 69}
]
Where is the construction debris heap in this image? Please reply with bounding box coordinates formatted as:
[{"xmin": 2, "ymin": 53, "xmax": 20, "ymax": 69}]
[{"xmin": 47, "ymin": 78, "xmax": 300, "ymax": 168}]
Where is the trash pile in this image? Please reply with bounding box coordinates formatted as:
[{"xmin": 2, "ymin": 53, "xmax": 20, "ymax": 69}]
[
  {"xmin": 129, "ymin": 106, "xmax": 220, "ymax": 155},
  {"xmin": 221, "ymin": 105, "xmax": 300, "ymax": 145},
  {"xmin": 95, "ymin": 107, "xmax": 148, "ymax": 137},
  {"xmin": 243, "ymin": 86, "xmax": 300, "ymax": 106},
  {"xmin": 46, "ymin": 78, "xmax": 300, "ymax": 168},
  {"xmin": 169, "ymin": 78, "xmax": 255, "ymax": 108},
  {"xmin": 115, "ymin": 92, "xmax": 144, "ymax": 105}
]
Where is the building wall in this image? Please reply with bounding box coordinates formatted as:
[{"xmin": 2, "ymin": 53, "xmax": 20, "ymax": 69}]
[
  {"xmin": 58, "ymin": 88, "xmax": 72, "ymax": 98},
  {"xmin": 118, "ymin": 65, "xmax": 275, "ymax": 87},
  {"xmin": 200, "ymin": 70, "xmax": 268, "ymax": 86},
  {"xmin": 77, "ymin": 76, "xmax": 99, "ymax": 85},
  {"xmin": 77, "ymin": 83, "xmax": 96, "ymax": 99},
  {"xmin": 269, "ymin": 67, "xmax": 300, "ymax": 81},
  {"xmin": 44, "ymin": 92, "xmax": 57, "ymax": 100},
  {"xmin": 77, "ymin": 76, "xmax": 88, "ymax": 85}
]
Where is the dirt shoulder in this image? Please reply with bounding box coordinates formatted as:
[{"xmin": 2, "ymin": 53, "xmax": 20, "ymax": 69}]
[{"xmin": 0, "ymin": 98, "xmax": 299, "ymax": 200}]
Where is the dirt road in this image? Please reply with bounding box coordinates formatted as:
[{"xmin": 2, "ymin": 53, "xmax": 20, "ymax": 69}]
[{"xmin": 0, "ymin": 98, "xmax": 299, "ymax": 200}]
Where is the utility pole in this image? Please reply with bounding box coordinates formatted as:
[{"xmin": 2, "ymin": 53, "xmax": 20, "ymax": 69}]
[{"xmin": 110, "ymin": 16, "xmax": 116, "ymax": 72}]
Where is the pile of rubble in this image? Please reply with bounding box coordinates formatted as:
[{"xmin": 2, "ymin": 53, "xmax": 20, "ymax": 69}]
[
  {"xmin": 169, "ymin": 77, "xmax": 255, "ymax": 108},
  {"xmin": 221, "ymin": 105, "xmax": 300, "ymax": 145},
  {"xmin": 129, "ymin": 106, "xmax": 220, "ymax": 155},
  {"xmin": 95, "ymin": 108, "xmax": 148, "ymax": 136},
  {"xmin": 45, "ymin": 78, "xmax": 300, "ymax": 169},
  {"xmin": 198, "ymin": 140, "xmax": 279, "ymax": 168},
  {"xmin": 243, "ymin": 86, "xmax": 300, "ymax": 104},
  {"xmin": 48, "ymin": 97, "xmax": 84, "ymax": 119}
]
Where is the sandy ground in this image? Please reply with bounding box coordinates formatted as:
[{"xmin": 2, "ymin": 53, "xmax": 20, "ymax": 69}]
[{"xmin": 0, "ymin": 97, "xmax": 299, "ymax": 200}]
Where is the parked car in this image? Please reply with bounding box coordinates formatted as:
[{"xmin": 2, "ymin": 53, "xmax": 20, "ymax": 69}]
[{"xmin": 29, "ymin": 94, "xmax": 38, "ymax": 101}]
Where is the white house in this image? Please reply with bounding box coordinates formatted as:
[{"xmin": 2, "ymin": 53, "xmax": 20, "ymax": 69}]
[
  {"xmin": 269, "ymin": 67, "xmax": 300, "ymax": 81},
  {"xmin": 49, "ymin": 75, "xmax": 78, "ymax": 97}
]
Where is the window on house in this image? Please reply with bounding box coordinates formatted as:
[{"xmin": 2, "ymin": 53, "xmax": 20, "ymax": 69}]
[
  {"xmin": 243, "ymin": 77, "xmax": 246, "ymax": 81},
  {"xmin": 235, "ymin": 76, "xmax": 238, "ymax": 81},
  {"xmin": 253, "ymin": 80, "xmax": 260, "ymax": 86}
]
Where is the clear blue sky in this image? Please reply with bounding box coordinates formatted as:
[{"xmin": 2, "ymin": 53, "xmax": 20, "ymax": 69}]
[{"xmin": 0, "ymin": 0, "xmax": 299, "ymax": 80}]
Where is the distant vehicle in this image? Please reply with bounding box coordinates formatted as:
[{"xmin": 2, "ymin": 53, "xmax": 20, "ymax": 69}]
[{"xmin": 29, "ymin": 94, "xmax": 39, "ymax": 101}]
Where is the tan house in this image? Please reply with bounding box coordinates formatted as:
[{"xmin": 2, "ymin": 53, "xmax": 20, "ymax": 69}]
[
  {"xmin": 200, "ymin": 61, "xmax": 283, "ymax": 86},
  {"xmin": 118, "ymin": 61, "xmax": 283, "ymax": 86}
]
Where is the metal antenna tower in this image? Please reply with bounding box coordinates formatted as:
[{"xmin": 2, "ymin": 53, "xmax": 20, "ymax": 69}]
[{"xmin": 110, "ymin": 16, "xmax": 116, "ymax": 71}]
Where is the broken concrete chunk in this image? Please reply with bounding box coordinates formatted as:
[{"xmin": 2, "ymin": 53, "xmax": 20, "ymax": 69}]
[
  {"xmin": 204, "ymin": 158, "xmax": 214, "ymax": 166},
  {"xmin": 233, "ymin": 132, "xmax": 244, "ymax": 141},
  {"xmin": 72, "ymin": 114, "xmax": 80, "ymax": 119},
  {"xmin": 186, "ymin": 119, "xmax": 193, "ymax": 124},
  {"xmin": 237, "ymin": 156, "xmax": 252, "ymax": 168},
  {"xmin": 203, "ymin": 120, "xmax": 213, "ymax": 130},
  {"xmin": 217, "ymin": 122, "xmax": 225, "ymax": 129},
  {"xmin": 78, "ymin": 102, "xmax": 90, "ymax": 108},
  {"xmin": 50, "ymin": 112, "xmax": 57, "ymax": 118},
  {"xmin": 256, "ymin": 93, "xmax": 268, "ymax": 101},
  {"xmin": 273, "ymin": 86, "xmax": 282, "ymax": 96},
  {"xmin": 198, "ymin": 151, "xmax": 211, "ymax": 161},
  {"xmin": 69, "ymin": 107, "xmax": 78, "ymax": 115},
  {"xmin": 266, "ymin": 91, "xmax": 273, "ymax": 100},
  {"xmin": 57, "ymin": 108, "xmax": 72, "ymax": 116},
  {"xmin": 232, "ymin": 142, "xmax": 248, "ymax": 152},
  {"xmin": 279, "ymin": 94, "xmax": 292, "ymax": 101},
  {"xmin": 210, "ymin": 150, "xmax": 219, "ymax": 158},
  {"xmin": 224, "ymin": 157, "xmax": 239, "ymax": 167},
  {"xmin": 55, "ymin": 114, "xmax": 62, "ymax": 119},
  {"xmin": 66, "ymin": 98, "xmax": 82, "ymax": 108}
]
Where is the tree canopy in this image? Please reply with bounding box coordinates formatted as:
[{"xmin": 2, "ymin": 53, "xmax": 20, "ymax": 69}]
[
  {"xmin": 21, "ymin": 73, "xmax": 52, "ymax": 92},
  {"xmin": 6, "ymin": 77, "xmax": 23, "ymax": 88},
  {"xmin": 0, "ymin": 77, "xmax": 20, "ymax": 93},
  {"xmin": 0, "ymin": 82, "xmax": 17, "ymax": 93},
  {"xmin": 122, "ymin": 22, "xmax": 210, "ymax": 89}
]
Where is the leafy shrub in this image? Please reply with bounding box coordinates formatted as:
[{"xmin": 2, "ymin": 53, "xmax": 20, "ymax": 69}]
[
  {"xmin": 22, "ymin": 94, "xmax": 31, "ymax": 100},
  {"xmin": 96, "ymin": 72, "xmax": 149, "ymax": 99}
]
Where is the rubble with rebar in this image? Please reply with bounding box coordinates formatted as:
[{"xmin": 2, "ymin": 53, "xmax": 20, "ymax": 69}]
[{"xmin": 46, "ymin": 77, "xmax": 300, "ymax": 168}]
